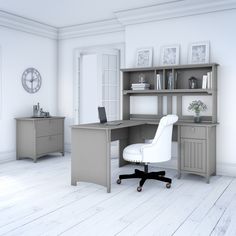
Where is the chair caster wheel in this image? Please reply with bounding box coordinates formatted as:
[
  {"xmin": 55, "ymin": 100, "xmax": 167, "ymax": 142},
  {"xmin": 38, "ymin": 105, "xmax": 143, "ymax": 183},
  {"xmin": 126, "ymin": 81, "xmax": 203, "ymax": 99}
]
[
  {"xmin": 137, "ymin": 186, "xmax": 142, "ymax": 192},
  {"xmin": 166, "ymin": 183, "xmax": 171, "ymax": 189},
  {"xmin": 116, "ymin": 179, "xmax": 121, "ymax": 184}
]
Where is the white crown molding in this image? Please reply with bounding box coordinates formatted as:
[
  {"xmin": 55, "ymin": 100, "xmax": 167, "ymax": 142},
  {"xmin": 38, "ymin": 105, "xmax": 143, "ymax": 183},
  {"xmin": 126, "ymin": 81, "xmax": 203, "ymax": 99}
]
[
  {"xmin": 115, "ymin": 0, "xmax": 236, "ymax": 26},
  {"xmin": 0, "ymin": 10, "xmax": 58, "ymax": 39},
  {"xmin": 1, "ymin": 0, "xmax": 236, "ymax": 40},
  {"xmin": 58, "ymin": 19, "xmax": 124, "ymax": 40}
]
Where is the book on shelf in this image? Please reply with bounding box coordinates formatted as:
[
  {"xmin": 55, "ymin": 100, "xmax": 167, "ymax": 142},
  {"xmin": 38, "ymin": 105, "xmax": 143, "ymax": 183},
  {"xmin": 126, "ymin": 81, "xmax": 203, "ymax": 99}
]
[
  {"xmin": 202, "ymin": 75, "xmax": 208, "ymax": 89},
  {"xmin": 156, "ymin": 74, "xmax": 162, "ymax": 90},
  {"xmin": 131, "ymin": 83, "xmax": 150, "ymax": 90},
  {"xmin": 131, "ymin": 87, "xmax": 150, "ymax": 90},
  {"xmin": 207, "ymin": 72, "xmax": 212, "ymax": 89},
  {"xmin": 202, "ymin": 72, "xmax": 212, "ymax": 89},
  {"xmin": 131, "ymin": 83, "xmax": 150, "ymax": 87}
]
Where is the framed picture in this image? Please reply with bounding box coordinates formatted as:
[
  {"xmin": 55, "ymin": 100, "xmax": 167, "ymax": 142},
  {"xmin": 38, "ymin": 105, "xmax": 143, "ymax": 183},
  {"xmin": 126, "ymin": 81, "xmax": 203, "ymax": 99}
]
[
  {"xmin": 188, "ymin": 41, "xmax": 210, "ymax": 64},
  {"xmin": 136, "ymin": 48, "xmax": 153, "ymax": 67},
  {"xmin": 160, "ymin": 45, "xmax": 180, "ymax": 65}
]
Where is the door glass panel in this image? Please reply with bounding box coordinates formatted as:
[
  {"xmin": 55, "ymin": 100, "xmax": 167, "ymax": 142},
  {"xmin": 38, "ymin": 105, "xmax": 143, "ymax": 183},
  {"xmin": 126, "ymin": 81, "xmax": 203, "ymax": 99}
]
[
  {"xmin": 109, "ymin": 70, "xmax": 117, "ymax": 85},
  {"xmin": 101, "ymin": 51, "xmax": 120, "ymax": 121}
]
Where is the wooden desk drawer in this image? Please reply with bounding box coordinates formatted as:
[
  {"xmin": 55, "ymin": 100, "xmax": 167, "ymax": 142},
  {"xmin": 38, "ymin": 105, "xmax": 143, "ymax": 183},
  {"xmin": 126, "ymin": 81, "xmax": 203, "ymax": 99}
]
[
  {"xmin": 180, "ymin": 126, "xmax": 206, "ymax": 139},
  {"xmin": 35, "ymin": 119, "xmax": 58, "ymax": 137}
]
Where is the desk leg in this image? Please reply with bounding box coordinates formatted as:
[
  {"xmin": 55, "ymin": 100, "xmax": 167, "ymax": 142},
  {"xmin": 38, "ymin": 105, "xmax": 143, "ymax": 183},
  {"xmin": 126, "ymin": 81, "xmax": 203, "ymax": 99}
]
[
  {"xmin": 177, "ymin": 172, "xmax": 181, "ymax": 179},
  {"xmin": 71, "ymin": 128, "xmax": 111, "ymax": 192},
  {"xmin": 119, "ymin": 139, "xmax": 129, "ymax": 167}
]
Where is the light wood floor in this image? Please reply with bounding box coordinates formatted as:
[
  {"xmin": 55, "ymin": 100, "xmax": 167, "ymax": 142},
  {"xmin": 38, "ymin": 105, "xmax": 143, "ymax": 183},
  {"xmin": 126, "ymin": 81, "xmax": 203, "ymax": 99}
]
[{"xmin": 0, "ymin": 154, "xmax": 236, "ymax": 236}]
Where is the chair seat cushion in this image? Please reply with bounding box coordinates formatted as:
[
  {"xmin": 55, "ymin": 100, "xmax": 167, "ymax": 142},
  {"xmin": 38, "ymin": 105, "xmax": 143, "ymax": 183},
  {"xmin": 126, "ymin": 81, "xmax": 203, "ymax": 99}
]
[{"xmin": 123, "ymin": 143, "xmax": 146, "ymax": 162}]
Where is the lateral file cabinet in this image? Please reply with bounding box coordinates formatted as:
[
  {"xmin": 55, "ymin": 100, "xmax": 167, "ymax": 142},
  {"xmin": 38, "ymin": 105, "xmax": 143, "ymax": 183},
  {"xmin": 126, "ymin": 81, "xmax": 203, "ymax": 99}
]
[
  {"xmin": 178, "ymin": 125, "xmax": 216, "ymax": 183},
  {"xmin": 16, "ymin": 117, "xmax": 65, "ymax": 162}
]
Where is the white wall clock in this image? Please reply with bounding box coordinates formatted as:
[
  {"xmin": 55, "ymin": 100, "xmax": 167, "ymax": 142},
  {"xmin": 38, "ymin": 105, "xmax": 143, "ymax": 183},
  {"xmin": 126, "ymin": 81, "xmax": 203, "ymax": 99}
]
[{"xmin": 22, "ymin": 68, "xmax": 42, "ymax": 93}]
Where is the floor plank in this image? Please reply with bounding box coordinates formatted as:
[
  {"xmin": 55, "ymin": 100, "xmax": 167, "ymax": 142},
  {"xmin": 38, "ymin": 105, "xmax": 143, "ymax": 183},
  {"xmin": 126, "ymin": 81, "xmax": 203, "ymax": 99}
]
[{"xmin": 0, "ymin": 154, "xmax": 235, "ymax": 236}]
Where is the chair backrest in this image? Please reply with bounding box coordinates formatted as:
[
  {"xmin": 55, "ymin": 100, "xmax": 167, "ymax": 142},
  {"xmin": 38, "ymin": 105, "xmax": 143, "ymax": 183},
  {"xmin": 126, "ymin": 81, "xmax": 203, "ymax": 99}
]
[{"xmin": 141, "ymin": 114, "xmax": 178, "ymax": 163}]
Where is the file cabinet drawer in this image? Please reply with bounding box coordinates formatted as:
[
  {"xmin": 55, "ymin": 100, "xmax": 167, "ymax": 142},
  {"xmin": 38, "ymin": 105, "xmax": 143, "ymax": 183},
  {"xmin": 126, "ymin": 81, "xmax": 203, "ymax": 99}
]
[
  {"xmin": 36, "ymin": 119, "xmax": 59, "ymax": 137},
  {"xmin": 36, "ymin": 135, "xmax": 59, "ymax": 155},
  {"xmin": 180, "ymin": 126, "xmax": 206, "ymax": 139}
]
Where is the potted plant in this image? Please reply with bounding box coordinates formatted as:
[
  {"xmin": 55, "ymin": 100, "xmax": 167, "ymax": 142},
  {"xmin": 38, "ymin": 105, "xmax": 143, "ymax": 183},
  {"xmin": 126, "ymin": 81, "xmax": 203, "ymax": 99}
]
[{"xmin": 188, "ymin": 100, "xmax": 207, "ymax": 123}]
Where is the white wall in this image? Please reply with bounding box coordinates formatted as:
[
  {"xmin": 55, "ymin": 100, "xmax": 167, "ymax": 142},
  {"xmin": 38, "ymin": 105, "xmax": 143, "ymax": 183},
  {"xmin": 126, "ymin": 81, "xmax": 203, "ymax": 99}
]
[
  {"xmin": 0, "ymin": 27, "xmax": 57, "ymax": 162},
  {"xmin": 125, "ymin": 10, "xmax": 236, "ymax": 174},
  {"xmin": 58, "ymin": 32, "xmax": 125, "ymax": 151}
]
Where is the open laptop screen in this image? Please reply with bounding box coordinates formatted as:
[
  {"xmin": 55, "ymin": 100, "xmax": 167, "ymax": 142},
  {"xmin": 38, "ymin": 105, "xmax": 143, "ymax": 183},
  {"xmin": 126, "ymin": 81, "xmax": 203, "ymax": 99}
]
[{"xmin": 98, "ymin": 107, "xmax": 107, "ymax": 123}]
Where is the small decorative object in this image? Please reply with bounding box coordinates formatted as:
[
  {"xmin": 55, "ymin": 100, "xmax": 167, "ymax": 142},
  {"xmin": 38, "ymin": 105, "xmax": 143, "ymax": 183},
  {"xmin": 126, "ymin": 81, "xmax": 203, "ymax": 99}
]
[
  {"xmin": 136, "ymin": 48, "xmax": 153, "ymax": 67},
  {"xmin": 188, "ymin": 41, "xmax": 210, "ymax": 64},
  {"xmin": 167, "ymin": 73, "xmax": 173, "ymax": 89},
  {"xmin": 188, "ymin": 100, "xmax": 207, "ymax": 123},
  {"xmin": 33, "ymin": 103, "xmax": 40, "ymax": 117},
  {"xmin": 167, "ymin": 72, "xmax": 177, "ymax": 89},
  {"xmin": 32, "ymin": 102, "xmax": 50, "ymax": 117},
  {"xmin": 22, "ymin": 68, "xmax": 42, "ymax": 93},
  {"xmin": 161, "ymin": 45, "xmax": 180, "ymax": 65},
  {"xmin": 138, "ymin": 73, "xmax": 146, "ymax": 83},
  {"xmin": 188, "ymin": 77, "xmax": 198, "ymax": 89}
]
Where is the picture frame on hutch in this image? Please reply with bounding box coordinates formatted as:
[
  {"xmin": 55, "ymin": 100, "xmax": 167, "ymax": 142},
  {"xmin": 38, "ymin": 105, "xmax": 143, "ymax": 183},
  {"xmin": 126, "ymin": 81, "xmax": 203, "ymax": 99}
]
[
  {"xmin": 188, "ymin": 41, "xmax": 210, "ymax": 64},
  {"xmin": 160, "ymin": 44, "xmax": 180, "ymax": 65},
  {"xmin": 136, "ymin": 48, "xmax": 153, "ymax": 67}
]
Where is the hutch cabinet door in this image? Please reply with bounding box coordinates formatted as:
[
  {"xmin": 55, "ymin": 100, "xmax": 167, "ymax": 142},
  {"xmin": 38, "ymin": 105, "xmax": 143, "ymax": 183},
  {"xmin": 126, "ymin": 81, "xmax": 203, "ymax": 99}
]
[{"xmin": 180, "ymin": 138, "xmax": 206, "ymax": 173}]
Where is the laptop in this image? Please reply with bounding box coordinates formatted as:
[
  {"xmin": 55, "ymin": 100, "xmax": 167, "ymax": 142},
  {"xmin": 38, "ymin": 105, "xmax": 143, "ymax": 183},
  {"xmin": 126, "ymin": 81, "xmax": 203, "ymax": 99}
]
[{"xmin": 98, "ymin": 107, "xmax": 122, "ymax": 126}]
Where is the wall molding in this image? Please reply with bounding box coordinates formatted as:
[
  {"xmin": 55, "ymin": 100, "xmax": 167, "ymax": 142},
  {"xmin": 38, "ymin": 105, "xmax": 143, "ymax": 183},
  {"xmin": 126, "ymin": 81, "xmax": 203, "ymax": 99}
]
[
  {"xmin": 0, "ymin": 10, "xmax": 58, "ymax": 39},
  {"xmin": 115, "ymin": 0, "xmax": 236, "ymax": 26},
  {"xmin": 58, "ymin": 19, "xmax": 124, "ymax": 40},
  {"xmin": 0, "ymin": 150, "xmax": 15, "ymax": 163},
  {"xmin": 1, "ymin": 0, "xmax": 236, "ymax": 40},
  {"xmin": 217, "ymin": 162, "xmax": 236, "ymax": 177}
]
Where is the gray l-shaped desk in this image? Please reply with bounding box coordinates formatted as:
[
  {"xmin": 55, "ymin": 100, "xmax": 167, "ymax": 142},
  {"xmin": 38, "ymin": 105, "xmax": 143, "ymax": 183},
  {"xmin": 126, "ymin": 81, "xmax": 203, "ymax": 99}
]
[{"xmin": 71, "ymin": 119, "xmax": 216, "ymax": 193}]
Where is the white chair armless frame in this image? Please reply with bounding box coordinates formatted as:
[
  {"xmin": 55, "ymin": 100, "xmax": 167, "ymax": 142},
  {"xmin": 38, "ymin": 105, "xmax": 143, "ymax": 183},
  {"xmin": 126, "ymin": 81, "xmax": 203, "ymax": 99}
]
[{"xmin": 117, "ymin": 115, "xmax": 178, "ymax": 192}]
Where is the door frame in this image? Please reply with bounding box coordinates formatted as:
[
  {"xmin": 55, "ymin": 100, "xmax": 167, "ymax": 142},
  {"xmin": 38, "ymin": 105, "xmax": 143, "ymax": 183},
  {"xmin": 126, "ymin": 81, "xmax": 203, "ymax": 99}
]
[{"xmin": 73, "ymin": 43, "xmax": 125, "ymax": 124}]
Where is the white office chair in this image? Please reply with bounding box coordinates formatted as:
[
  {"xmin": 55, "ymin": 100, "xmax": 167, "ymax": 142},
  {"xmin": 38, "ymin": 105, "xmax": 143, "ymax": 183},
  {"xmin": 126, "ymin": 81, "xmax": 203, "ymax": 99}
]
[{"xmin": 117, "ymin": 114, "xmax": 178, "ymax": 192}]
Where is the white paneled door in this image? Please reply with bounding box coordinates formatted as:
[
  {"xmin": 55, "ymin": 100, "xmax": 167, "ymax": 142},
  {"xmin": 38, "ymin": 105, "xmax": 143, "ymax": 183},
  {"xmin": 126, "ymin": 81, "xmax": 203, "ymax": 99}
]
[
  {"xmin": 74, "ymin": 48, "xmax": 120, "ymax": 124},
  {"xmin": 100, "ymin": 51, "xmax": 120, "ymax": 121}
]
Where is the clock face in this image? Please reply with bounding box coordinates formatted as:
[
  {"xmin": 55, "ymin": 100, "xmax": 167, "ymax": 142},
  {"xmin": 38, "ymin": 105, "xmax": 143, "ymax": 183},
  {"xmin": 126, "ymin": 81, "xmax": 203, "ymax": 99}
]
[{"xmin": 22, "ymin": 68, "xmax": 42, "ymax": 93}]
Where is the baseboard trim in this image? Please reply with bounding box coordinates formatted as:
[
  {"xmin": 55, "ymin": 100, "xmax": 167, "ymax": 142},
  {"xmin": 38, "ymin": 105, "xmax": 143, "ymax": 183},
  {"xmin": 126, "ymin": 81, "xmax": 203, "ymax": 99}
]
[
  {"xmin": 64, "ymin": 143, "xmax": 71, "ymax": 153},
  {"xmin": 217, "ymin": 162, "xmax": 236, "ymax": 177},
  {"xmin": 0, "ymin": 150, "xmax": 15, "ymax": 163}
]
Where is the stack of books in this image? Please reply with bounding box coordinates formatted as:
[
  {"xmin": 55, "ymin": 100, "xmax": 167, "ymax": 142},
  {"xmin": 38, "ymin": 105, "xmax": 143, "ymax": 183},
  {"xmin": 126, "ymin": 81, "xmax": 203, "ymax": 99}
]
[
  {"xmin": 202, "ymin": 72, "xmax": 213, "ymax": 89},
  {"xmin": 131, "ymin": 83, "xmax": 150, "ymax": 90}
]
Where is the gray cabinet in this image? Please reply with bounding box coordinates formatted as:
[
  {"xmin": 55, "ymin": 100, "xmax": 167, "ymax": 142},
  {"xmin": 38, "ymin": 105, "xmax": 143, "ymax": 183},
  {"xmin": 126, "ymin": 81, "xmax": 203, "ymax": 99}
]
[
  {"xmin": 178, "ymin": 125, "xmax": 216, "ymax": 183},
  {"xmin": 16, "ymin": 117, "xmax": 65, "ymax": 162}
]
